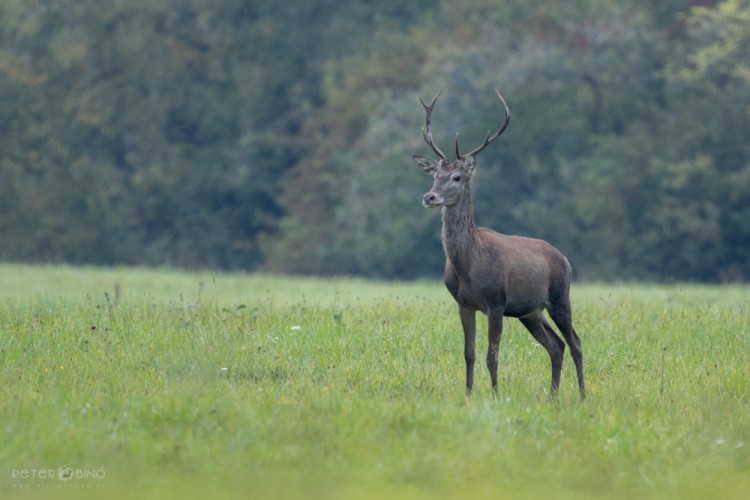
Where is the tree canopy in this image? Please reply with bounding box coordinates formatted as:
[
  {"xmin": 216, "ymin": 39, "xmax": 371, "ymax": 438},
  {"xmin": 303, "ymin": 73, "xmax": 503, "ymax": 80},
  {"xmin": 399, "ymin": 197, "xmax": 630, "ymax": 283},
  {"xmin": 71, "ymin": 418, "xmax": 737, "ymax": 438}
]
[{"xmin": 1, "ymin": 0, "xmax": 748, "ymax": 281}]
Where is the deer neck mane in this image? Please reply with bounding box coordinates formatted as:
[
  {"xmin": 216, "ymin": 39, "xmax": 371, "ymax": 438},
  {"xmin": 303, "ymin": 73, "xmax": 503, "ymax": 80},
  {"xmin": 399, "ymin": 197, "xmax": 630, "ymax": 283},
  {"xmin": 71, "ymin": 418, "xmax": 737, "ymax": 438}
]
[{"xmin": 441, "ymin": 184, "xmax": 477, "ymax": 271}]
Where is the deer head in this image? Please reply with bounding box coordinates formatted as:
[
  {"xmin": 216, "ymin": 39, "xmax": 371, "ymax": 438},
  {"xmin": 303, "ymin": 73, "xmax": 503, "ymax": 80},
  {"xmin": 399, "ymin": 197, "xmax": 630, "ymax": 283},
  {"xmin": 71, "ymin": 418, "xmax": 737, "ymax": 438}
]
[{"xmin": 412, "ymin": 89, "xmax": 510, "ymax": 208}]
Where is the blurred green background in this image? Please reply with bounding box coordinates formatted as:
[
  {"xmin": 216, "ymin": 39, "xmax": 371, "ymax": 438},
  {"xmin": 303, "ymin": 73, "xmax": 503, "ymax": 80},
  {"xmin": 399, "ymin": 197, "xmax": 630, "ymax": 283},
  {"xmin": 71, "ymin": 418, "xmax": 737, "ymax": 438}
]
[{"xmin": 1, "ymin": 0, "xmax": 748, "ymax": 281}]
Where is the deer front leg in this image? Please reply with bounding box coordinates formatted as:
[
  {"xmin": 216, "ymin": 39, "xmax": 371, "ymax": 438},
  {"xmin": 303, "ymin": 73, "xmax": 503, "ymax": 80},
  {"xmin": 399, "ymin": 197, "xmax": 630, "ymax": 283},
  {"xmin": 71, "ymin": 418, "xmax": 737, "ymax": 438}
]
[
  {"xmin": 458, "ymin": 307, "xmax": 476, "ymax": 394},
  {"xmin": 487, "ymin": 307, "xmax": 505, "ymax": 393}
]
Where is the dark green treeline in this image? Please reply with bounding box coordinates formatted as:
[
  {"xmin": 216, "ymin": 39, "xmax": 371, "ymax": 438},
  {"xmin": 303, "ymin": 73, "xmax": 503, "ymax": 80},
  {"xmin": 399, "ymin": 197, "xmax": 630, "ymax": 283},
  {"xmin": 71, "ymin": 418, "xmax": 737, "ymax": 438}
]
[{"xmin": 1, "ymin": 0, "xmax": 748, "ymax": 281}]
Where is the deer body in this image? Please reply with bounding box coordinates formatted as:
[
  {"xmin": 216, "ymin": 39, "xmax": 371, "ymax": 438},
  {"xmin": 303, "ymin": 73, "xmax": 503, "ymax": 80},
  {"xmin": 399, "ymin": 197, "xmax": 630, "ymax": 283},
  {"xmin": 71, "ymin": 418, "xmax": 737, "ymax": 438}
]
[{"xmin": 413, "ymin": 90, "xmax": 585, "ymax": 398}]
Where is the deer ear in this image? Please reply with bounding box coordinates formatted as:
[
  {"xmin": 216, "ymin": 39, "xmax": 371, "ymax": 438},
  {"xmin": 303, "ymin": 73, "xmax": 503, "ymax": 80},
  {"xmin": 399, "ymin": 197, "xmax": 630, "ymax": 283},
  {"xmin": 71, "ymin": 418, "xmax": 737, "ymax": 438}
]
[
  {"xmin": 412, "ymin": 155, "xmax": 439, "ymax": 175},
  {"xmin": 461, "ymin": 155, "xmax": 476, "ymax": 175}
]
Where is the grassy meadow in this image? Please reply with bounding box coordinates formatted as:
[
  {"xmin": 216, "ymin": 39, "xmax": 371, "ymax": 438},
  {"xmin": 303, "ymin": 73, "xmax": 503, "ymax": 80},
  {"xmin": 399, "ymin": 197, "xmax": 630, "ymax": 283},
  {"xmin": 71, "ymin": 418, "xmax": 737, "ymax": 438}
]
[{"xmin": 0, "ymin": 264, "xmax": 748, "ymax": 499}]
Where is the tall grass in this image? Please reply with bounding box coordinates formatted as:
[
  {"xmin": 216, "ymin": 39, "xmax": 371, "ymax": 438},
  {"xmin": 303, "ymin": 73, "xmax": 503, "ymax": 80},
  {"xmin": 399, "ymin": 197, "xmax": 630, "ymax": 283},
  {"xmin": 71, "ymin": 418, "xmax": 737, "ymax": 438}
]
[{"xmin": 1, "ymin": 264, "xmax": 748, "ymax": 499}]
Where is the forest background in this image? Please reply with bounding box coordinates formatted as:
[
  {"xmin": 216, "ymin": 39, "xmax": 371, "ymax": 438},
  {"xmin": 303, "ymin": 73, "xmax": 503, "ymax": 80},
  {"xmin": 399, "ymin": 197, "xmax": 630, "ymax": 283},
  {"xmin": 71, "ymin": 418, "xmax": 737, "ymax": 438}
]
[{"xmin": 1, "ymin": 0, "xmax": 748, "ymax": 282}]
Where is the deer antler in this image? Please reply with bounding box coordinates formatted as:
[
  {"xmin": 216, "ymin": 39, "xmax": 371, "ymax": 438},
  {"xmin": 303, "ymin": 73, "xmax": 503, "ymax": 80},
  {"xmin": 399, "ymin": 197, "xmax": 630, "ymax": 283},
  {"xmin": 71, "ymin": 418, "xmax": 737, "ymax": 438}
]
[
  {"xmin": 456, "ymin": 89, "xmax": 510, "ymax": 159},
  {"xmin": 419, "ymin": 90, "xmax": 448, "ymax": 161}
]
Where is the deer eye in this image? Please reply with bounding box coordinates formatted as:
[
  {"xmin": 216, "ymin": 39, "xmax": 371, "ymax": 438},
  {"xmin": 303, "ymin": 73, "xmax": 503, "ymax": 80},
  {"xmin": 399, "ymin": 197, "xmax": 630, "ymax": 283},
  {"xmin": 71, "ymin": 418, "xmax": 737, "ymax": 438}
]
[{"xmin": 452, "ymin": 174, "xmax": 461, "ymax": 182}]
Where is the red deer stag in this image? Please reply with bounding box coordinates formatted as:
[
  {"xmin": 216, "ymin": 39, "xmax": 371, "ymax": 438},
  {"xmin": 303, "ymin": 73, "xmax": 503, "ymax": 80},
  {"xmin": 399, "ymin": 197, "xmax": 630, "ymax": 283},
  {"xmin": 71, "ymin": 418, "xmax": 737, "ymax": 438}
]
[{"xmin": 412, "ymin": 89, "xmax": 585, "ymax": 399}]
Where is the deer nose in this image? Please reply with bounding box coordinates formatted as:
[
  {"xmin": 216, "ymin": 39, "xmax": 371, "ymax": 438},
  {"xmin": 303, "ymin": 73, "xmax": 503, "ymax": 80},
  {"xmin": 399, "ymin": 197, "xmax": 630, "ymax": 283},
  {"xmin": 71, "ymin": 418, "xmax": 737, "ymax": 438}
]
[{"xmin": 423, "ymin": 192, "xmax": 438, "ymax": 206}]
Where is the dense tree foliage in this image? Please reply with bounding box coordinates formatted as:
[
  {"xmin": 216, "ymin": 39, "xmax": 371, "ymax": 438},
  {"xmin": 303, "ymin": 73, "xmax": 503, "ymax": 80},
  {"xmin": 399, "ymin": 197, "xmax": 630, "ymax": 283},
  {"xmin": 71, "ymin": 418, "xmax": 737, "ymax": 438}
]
[{"xmin": 1, "ymin": 0, "xmax": 748, "ymax": 281}]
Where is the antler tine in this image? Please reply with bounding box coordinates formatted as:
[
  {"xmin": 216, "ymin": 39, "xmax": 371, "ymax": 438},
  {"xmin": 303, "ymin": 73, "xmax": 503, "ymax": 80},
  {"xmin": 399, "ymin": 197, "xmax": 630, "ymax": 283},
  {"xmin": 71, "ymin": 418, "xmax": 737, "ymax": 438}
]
[
  {"xmin": 419, "ymin": 89, "xmax": 448, "ymax": 160},
  {"xmin": 457, "ymin": 89, "xmax": 511, "ymax": 159}
]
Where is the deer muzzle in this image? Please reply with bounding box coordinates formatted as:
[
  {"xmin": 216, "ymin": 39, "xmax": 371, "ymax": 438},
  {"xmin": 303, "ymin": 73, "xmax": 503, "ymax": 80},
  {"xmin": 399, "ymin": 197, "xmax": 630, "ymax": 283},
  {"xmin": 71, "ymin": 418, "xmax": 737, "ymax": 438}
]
[{"xmin": 422, "ymin": 192, "xmax": 442, "ymax": 208}]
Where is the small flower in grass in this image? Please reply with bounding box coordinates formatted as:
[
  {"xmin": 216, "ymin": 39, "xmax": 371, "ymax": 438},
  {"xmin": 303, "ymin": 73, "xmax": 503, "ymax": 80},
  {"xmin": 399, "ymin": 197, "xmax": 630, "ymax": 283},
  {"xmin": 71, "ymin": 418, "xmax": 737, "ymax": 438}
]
[
  {"xmin": 291, "ymin": 325, "xmax": 301, "ymax": 331},
  {"xmin": 322, "ymin": 386, "xmax": 329, "ymax": 393}
]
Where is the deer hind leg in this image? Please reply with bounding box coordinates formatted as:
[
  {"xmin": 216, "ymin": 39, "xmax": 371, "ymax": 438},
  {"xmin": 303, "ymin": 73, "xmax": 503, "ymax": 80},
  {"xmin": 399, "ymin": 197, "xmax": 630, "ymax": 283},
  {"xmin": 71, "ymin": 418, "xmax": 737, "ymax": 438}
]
[
  {"xmin": 548, "ymin": 301, "xmax": 586, "ymax": 400},
  {"xmin": 519, "ymin": 310, "xmax": 565, "ymax": 395}
]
